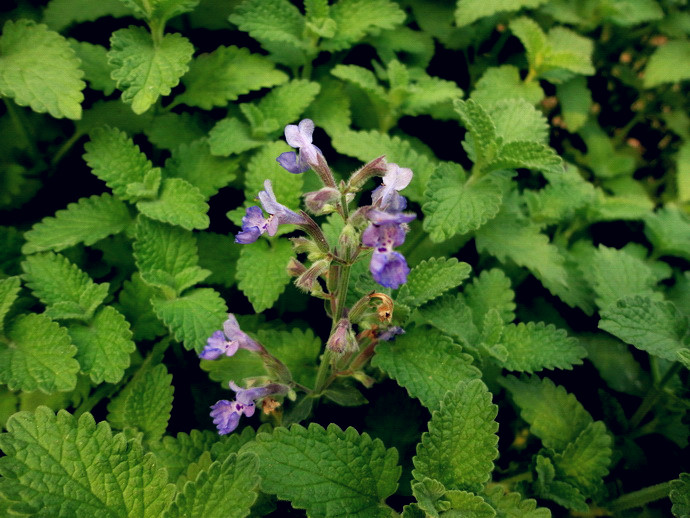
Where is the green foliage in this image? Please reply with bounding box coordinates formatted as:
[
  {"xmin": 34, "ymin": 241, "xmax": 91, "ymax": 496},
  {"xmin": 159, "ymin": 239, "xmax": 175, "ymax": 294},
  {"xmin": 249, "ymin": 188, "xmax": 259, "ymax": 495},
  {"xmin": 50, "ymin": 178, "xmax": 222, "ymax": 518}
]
[
  {"xmin": 499, "ymin": 322, "xmax": 586, "ymax": 372},
  {"xmin": 455, "ymin": 0, "xmax": 548, "ymax": 27},
  {"xmin": 643, "ymin": 40, "xmax": 690, "ymax": 88},
  {"xmin": 244, "ymin": 423, "xmax": 401, "ymax": 517},
  {"xmin": 397, "ymin": 257, "xmax": 472, "ymax": 307},
  {"xmin": 236, "ymin": 239, "xmax": 294, "ymax": 313},
  {"xmin": 0, "ymin": 277, "xmax": 21, "ymax": 334},
  {"xmin": 670, "ymin": 473, "xmax": 690, "ymax": 518},
  {"xmin": 0, "ymin": 408, "xmax": 175, "ymax": 516},
  {"xmin": 119, "ymin": 0, "xmax": 199, "ymax": 24}
]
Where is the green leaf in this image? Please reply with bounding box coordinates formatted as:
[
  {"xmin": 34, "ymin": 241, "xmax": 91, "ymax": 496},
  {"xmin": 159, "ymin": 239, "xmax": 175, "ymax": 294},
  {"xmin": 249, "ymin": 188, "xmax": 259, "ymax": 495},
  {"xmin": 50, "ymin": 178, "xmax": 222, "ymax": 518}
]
[
  {"xmin": 471, "ymin": 65, "xmax": 544, "ymax": 107},
  {"xmin": 486, "ymin": 141, "xmax": 563, "ymax": 175},
  {"xmin": 244, "ymin": 423, "xmax": 401, "ymax": 518},
  {"xmin": 0, "ymin": 408, "xmax": 175, "ymax": 516},
  {"xmin": 465, "ymin": 268, "xmax": 516, "ymax": 330},
  {"xmin": 178, "ymin": 45, "xmax": 288, "ymax": 109},
  {"xmin": 323, "ymin": 0, "xmax": 405, "ymax": 51},
  {"xmin": 481, "ymin": 485, "xmax": 551, "ymax": 518},
  {"xmin": 107, "ymin": 363, "xmax": 173, "ymax": 442},
  {"xmin": 332, "ymin": 64, "xmax": 389, "ymax": 103},
  {"xmin": 144, "ymin": 111, "xmax": 206, "ymax": 150},
  {"xmin": 43, "ymin": 0, "xmax": 131, "ymax": 31},
  {"xmin": 229, "ymin": 0, "xmax": 306, "ymax": 49},
  {"xmin": 453, "ymin": 99, "xmax": 499, "ymax": 166},
  {"xmin": 305, "ymin": 79, "xmax": 352, "ymax": 134},
  {"xmin": 117, "ymin": 273, "xmax": 168, "ymax": 341},
  {"xmin": 580, "ymin": 333, "xmax": 648, "ymax": 395},
  {"xmin": 165, "ymin": 452, "xmax": 261, "ymax": 518},
  {"xmin": 164, "ymin": 140, "xmax": 238, "ymax": 199},
  {"xmin": 402, "ymin": 75, "xmax": 464, "ymax": 117},
  {"xmin": 490, "ymin": 99, "xmax": 549, "ymax": 144},
  {"xmin": 68, "ymin": 306, "xmax": 135, "ymax": 384},
  {"xmin": 644, "ymin": 40, "xmax": 690, "ymax": 88},
  {"xmin": 534, "ymin": 456, "xmax": 588, "ymax": 512},
  {"xmin": 236, "ymin": 239, "xmax": 294, "ymax": 313},
  {"xmin": 422, "ymin": 163, "xmax": 511, "ymax": 242},
  {"xmin": 500, "ymin": 375, "xmax": 592, "ymax": 451},
  {"xmin": 69, "ymin": 40, "xmax": 117, "ymax": 95},
  {"xmin": 0, "ymin": 20, "xmax": 85, "ymax": 119},
  {"xmin": 670, "ymin": 473, "xmax": 690, "ymax": 518},
  {"xmin": 417, "ymin": 293, "xmax": 480, "ymax": 348},
  {"xmin": 0, "ymin": 276, "xmax": 21, "ymax": 335},
  {"xmin": 119, "ymin": 0, "xmax": 199, "ymax": 23},
  {"xmin": 599, "ymin": 296, "xmax": 689, "ymax": 363},
  {"xmin": 137, "ymin": 177, "xmax": 210, "ymax": 230},
  {"xmin": 500, "ymin": 322, "xmax": 586, "ymax": 372},
  {"xmin": 372, "ymin": 326, "xmax": 481, "ymax": 410},
  {"xmin": 22, "ymin": 193, "xmax": 132, "ymax": 254},
  {"xmin": 556, "ymin": 76, "xmax": 591, "ymax": 132},
  {"xmin": 244, "ymin": 141, "xmax": 304, "ymax": 209},
  {"xmin": 455, "ymin": 0, "xmax": 547, "ymax": 26},
  {"xmin": 644, "ymin": 206, "xmax": 690, "ymax": 262},
  {"xmin": 150, "ymin": 429, "xmax": 220, "ymax": 482},
  {"xmin": 133, "ymin": 217, "xmax": 210, "ymax": 295},
  {"xmin": 83, "ymin": 126, "xmax": 153, "ymax": 201},
  {"xmin": 208, "ymin": 118, "xmax": 264, "ymax": 156},
  {"xmin": 196, "ymin": 232, "xmax": 240, "ymax": 288},
  {"xmin": 252, "ymin": 79, "xmax": 321, "ymax": 132},
  {"xmin": 22, "ymin": 253, "xmax": 109, "ymax": 321},
  {"xmin": 552, "ymin": 421, "xmax": 611, "ymax": 498},
  {"xmin": 413, "ymin": 379, "xmax": 499, "ymax": 492},
  {"xmin": 577, "ymin": 122, "xmax": 636, "ymax": 179},
  {"xmin": 0, "ymin": 314, "xmax": 79, "ymax": 393},
  {"xmin": 152, "ymin": 288, "xmax": 227, "ymax": 352},
  {"xmin": 397, "ymin": 257, "xmax": 471, "ymax": 307}
]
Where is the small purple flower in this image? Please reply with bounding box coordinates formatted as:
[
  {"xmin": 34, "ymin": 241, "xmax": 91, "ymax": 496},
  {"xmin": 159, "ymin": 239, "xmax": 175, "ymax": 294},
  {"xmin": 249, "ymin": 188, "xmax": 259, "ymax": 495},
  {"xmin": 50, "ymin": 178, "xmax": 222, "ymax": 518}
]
[
  {"xmin": 199, "ymin": 314, "xmax": 261, "ymax": 360},
  {"xmin": 362, "ymin": 210, "xmax": 416, "ymax": 289},
  {"xmin": 209, "ymin": 381, "xmax": 290, "ymax": 435},
  {"xmin": 276, "ymin": 119, "xmax": 321, "ymax": 174},
  {"xmin": 371, "ymin": 163, "xmax": 413, "ymax": 212},
  {"xmin": 235, "ymin": 180, "xmax": 307, "ymax": 244},
  {"xmin": 378, "ymin": 326, "xmax": 405, "ymax": 341}
]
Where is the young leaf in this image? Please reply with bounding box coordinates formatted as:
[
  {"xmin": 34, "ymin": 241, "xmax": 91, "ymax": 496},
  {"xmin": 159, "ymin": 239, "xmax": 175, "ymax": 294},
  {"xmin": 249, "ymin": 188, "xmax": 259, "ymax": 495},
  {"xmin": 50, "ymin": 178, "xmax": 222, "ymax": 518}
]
[
  {"xmin": 500, "ymin": 322, "xmax": 586, "ymax": 372},
  {"xmin": 455, "ymin": 0, "xmax": 547, "ymax": 27},
  {"xmin": 599, "ymin": 296, "xmax": 689, "ymax": 363},
  {"xmin": 0, "ymin": 276, "xmax": 21, "ymax": 335},
  {"xmin": 0, "ymin": 314, "xmax": 79, "ymax": 393},
  {"xmin": 322, "ymin": 0, "xmax": 406, "ymax": 52},
  {"xmin": 108, "ymin": 27, "xmax": 194, "ymax": 114},
  {"xmin": 229, "ymin": 0, "xmax": 307, "ymax": 49},
  {"xmin": 534, "ymin": 455, "xmax": 589, "ymax": 512},
  {"xmin": 68, "ymin": 306, "xmax": 135, "ymax": 384},
  {"xmin": 22, "ymin": 252, "xmax": 109, "ymax": 321},
  {"xmin": 83, "ymin": 126, "xmax": 153, "ymax": 201},
  {"xmin": 252, "ymin": 79, "xmax": 322, "ymax": 131},
  {"xmin": 556, "ymin": 76, "xmax": 592, "ymax": 132},
  {"xmin": 107, "ymin": 363, "xmax": 174, "ymax": 442},
  {"xmin": 22, "ymin": 193, "xmax": 132, "ymax": 254},
  {"xmin": 117, "ymin": 273, "xmax": 168, "ymax": 341},
  {"xmin": 481, "ymin": 485, "xmax": 551, "ymax": 518},
  {"xmin": 471, "ymin": 65, "xmax": 544, "ymax": 107},
  {"xmin": 644, "ymin": 206, "xmax": 690, "ymax": 262},
  {"xmin": 500, "ymin": 375, "xmax": 592, "ymax": 451},
  {"xmin": 244, "ymin": 423, "xmax": 401, "ymax": 518},
  {"xmin": 236, "ymin": 239, "xmax": 294, "ymax": 313},
  {"xmin": 137, "ymin": 177, "xmax": 210, "ymax": 230},
  {"xmin": 0, "ymin": 20, "xmax": 85, "ymax": 120},
  {"xmin": 178, "ymin": 46, "xmax": 288, "ymax": 109},
  {"xmin": 152, "ymin": 288, "xmax": 227, "ymax": 352},
  {"xmin": 331, "ymin": 64, "xmax": 389, "ymax": 103},
  {"xmin": 119, "ymin": 0, "xmax": 200, "ymax": 23},
  {"xmin": 208, "ymin": 118, "xmax": 265, "ymax": 156},
  {"xmin": 165, "ymin": 452, "xmax": 261, "ymax": 518},
  {"xmin": 417, "ymin": 293, "xmax": 480, "ymax": 348},
  {"xmin": 0, "ymin": 408, "xmax": 175, "ymax": 516},
  {"xmin": 465, "ymin": 268, "xmax": 516, "ymax": 330},
  {"xmin": 42, "ymin": 0, "xmax": 131, "ymax": 31},
  {"xmin": 413, "ymin": 379, "xmax": 499, "ymax": 493},
  {"xmin": 69, "ymin": 40, "xmax": 117, "ymax": 95},
  {"xmin": 150, "ymin": 429, "xmax": 220, "ymax": 482},
  {"xmin": 643, "ymin": 40, "xmax": 690, "ymax": 88},
  {"xmin": 372, "ymin": 326, "xmax": 481, "ymax": 410},
  {"xmin": 453, "ymin": 99, "xmax": 499, "ymax": 166},
  {"xmin": 397, "ymin": 257, "xmax": 472, "ymax": 307}
]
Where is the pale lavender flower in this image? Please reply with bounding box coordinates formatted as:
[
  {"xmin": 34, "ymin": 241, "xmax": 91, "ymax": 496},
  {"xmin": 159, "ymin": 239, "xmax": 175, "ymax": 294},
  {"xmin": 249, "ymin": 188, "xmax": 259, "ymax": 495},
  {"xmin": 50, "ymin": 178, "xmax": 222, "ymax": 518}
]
[
  {"xmin": 210, "ymin": 381, "xmax": 289, "ymax": 435},
  {"xmin": 199, "ymin": 314, "xmax": 261, "ymax": 360},
  {"xmin": 276, "ymin": 119, "xmax": 321, "ymax": 174},
  {"xmin": 362, "ymin": 210, "xmax": 415, "ymax": 289},
  {"xmin": 371, "ymin": 163, "xmax": 413, "ymax": 212},
  {"xmin": 378, "ymin": 326, "xmax": 405, "ymax": 342}
]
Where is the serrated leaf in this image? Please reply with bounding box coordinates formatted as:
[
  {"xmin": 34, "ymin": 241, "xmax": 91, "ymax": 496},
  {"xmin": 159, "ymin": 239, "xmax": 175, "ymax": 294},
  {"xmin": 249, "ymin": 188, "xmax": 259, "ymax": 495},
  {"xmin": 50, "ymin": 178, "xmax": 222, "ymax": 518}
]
[
  {"xmin": 418, "ymin": 293, "xmax": 480, "ymax": 348},
  {"xmin": 68, "ymin": 306, "xmax": 135, "ymax": 384},
  {"xmin": 486, "ymin": 141, "xmax": 563, "ymax": 175},
  {"xmin": 413, "ymin": 379, "xmax": 499, "ymax": 492},
  {"xmin": 453, "ymin": 99, "xmax": 499, "ymax": 166},
  {"xmin": 471, "ymin": 65, "xmax": 544, "ymax": 107},
  {"xmin": 253, "ymin": 79, "xmax": 321, "ymax": 131},
  {"xmin": 196, "ymin": 232, "xmax": 240, "ymax": 288},
  {"xmin": 244, "ymin": 141, "xmax": 304, "ymax": 209},
  {"xmin": 305, "ymin": 79, "xmax": 352, "ymax": 134},
  {"xmin": 119, "ymin": 0, "xmax": 199, "ymax": 23},
  {"xmin": 43, "ymin": 0, "xmax": 131, "ymax": 31},
  {"xmin": 236, "ymin": 239, "xmax": 294, "ymax": 313},
  {"xmin": 208, "ymin": 118, "xmax": 264, "ymax": 156},
  {"xmin": 490, "ymin": 99, "xmax": 549, "ymax": 144},
  {"xmin": 0, "ymin": 408, "xmax": 175, "ymax": 516},
  {"xmin": 137, "ymin": 177, "xmax": 210, "ymax": 230},
  {"xmin": 670, "ymin": 473, "xmax": 690, "ymax": 518},
  {"xmin": 0, "ymin": 20, "xmax": 85, "ymax": 119},
  {"xmin": 150, "ymin": 429, "xmax": 220, "ymax": 482},
  {"xmin": 178, "ymin": 45, "xmax": 288, "ymax": 109},
  {"xmin": 552, "ymin": 421, "xmax": 611, "ymax": 497},
  {"xmin": 644, "ymin": 206, "xmax": 690, "ymax": 261},
  {"xmin": 422, "ymin": 163, "xmax": 511, "ymax": 242},
  {"xmin": 165, "ymin": 452, "xmax": 260, "ymax": 518},
  {"xmin": 107, "ymin": 363, "xmax": 173, "ymax": 442},
  {"xmin": 69, "ymin": 40, "xmax": 117, "ymax": 95},
  {"xmin": 580, "ymin": 333, "xmax": 648, "ymax": 395},
  {"xmin": 0, "ymin": 276, "xmax": 21, "ymax": 335},
  {"xmin": 117, "ymin": 273, "xmax": 168, "ymax": 341},
  {"xmin": 397, "ymin": 257, "xmax": 471, "ymax": 307},
  {"xmin": 403, "ymin": 76, "xmax": 464, "ymax": 116},
  {"xmin": 500, "ymin": 375, "xmax": 592, "ymax": 451},
  {"xmin": 482, "ymin": 485, "xmax": 551, "ymax": 518},
  {"xmin": 500, "ymin": 322, "xmax": 586, "ymax": 372},
  {"xmin": 643, "ymin": 40, "xmax": 690, "ymax": 88},
  {"xmin": 331, "ymin": 64, "xmax": 389, "ymax": 103},
  {"xmin": 108, "ymin": 27, "xmax": 194, "ymax": 114},
  {"xmin": 152, "ymin": 288, "xmax": 227, "ymax": 352},
  {"xmin": 455, "ymin": 0, "xmax": 547, "ymax": 26},
  {"xmin": 229, "ymin": 0, "xmax": 306, "ymax": 49},
  {"xmin": 22, "ymin": 252, "xmax": 109, "ymax": 321},
  {"xmin": 0, "ymin": 314, "xmax": 79, "ymax": 393},
  {"xmin": 83, "ymin": 126, "xmax": 153, "ymax": 201},
  {"xmin": 465, "ymin": 269, "xmax": 516, "ymax": 330},
  {"xmin": 599, "ymin": 296, "xmax": 689, "ymax": 362},
  {"xmin": 372, "ymin": 326, "xmax": 481, "ymax": 410},
  {"xmin": 244, "ymin": 423, "xmax": 400, "ymax": 518},
  {"xmin": 535, "ymin": 456, "xmax": 588, "ymax": 512},
  {"xmin": 556, "ymin": 76, "xmax": 591, "ymax": 132},
  {"xmin": 164, "ymin": 140, "xmax": 238, "ymax": 199},
  {"xmin": 323, "ymin": 0, "xmax": 405, "ymax": 51},
  {"xmin": 22, "ymin": 193, "xmax": 131, "ymax": 255}
]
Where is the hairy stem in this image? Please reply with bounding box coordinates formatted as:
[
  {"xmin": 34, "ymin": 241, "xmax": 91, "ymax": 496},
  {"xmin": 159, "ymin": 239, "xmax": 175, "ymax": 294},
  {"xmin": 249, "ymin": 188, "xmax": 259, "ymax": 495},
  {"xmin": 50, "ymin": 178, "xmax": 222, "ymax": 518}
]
[
  {"xmin": 630, "ymin": 362, "xmax": 681, "ymax": 429},
  {"xmin": 605, "ymin": 481, "xmax": 672, "ymax": 513}
]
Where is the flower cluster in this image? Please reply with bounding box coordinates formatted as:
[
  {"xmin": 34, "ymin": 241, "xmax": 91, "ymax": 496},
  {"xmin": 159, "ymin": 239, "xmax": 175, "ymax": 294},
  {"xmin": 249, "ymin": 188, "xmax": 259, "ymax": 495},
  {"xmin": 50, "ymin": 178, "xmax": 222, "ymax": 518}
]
[
  {"xmin": 211, "ymin": 381, "xmax": 289, "ymax": 435},
  {"xmin": 199, "ymin": 313, "xmax": 261, "ymax": 360}
]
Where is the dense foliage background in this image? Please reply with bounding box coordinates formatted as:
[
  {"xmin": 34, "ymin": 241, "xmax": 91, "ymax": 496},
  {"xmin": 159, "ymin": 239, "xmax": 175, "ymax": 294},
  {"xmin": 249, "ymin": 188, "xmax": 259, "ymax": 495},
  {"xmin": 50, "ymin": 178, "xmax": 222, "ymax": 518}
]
[{"xmin": 1, "ymin": 0, "xmax": 690, "ymax": 516}]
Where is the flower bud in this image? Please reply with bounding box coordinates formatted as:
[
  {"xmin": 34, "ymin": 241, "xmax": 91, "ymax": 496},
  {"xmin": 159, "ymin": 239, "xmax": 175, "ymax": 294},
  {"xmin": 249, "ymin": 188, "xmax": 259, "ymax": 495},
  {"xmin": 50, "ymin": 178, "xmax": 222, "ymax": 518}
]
[
  {"xmin": 347, "ymin": 155, "xmax": 388, "ymax": 190},
  {"xmin": 286, "ymin": 257, "xmax": 307, "ymax": 277},
  {"xmin": 336, "ymin": 224, "xmax": 360, "ymax": 262},
  {"xmin": 295, "ymin": 259, "xmax": 330, "ymax": 293},
  {"xmin": 303, "ymin": 187, "xmax": 341, "ymax": 215},
  {"xmin": 326, "ymin": 318, "xmax": 359, "ymax": 355}
]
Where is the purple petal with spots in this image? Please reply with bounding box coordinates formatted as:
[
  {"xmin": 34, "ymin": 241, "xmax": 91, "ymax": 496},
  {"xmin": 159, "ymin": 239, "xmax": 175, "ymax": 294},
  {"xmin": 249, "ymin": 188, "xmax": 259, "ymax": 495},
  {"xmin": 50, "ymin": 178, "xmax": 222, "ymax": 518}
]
[{"xmin": 370, "ymin": 250, "xmax": 410, "ymax": 289}]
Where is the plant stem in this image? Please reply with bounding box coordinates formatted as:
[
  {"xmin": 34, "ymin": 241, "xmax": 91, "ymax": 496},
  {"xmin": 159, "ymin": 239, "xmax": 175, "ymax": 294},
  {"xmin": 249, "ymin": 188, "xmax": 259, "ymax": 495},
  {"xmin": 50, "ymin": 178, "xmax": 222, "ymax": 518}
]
[
  {"xmin": 73, "ymin": 382, "xmax": 121, "ymax": 418},
  {"xmin": 51, "ymin": 130, "xmax": 83, "ymax": 167},
  {"xmin": 605, "ymin": 481, "xmax": 672, "ymax": 513},
  {"xmin": 629, "ymin": 362, "xmax": 681, "ymax": 429},
  {"xmin": 4, "ymin": 98, "xmax": 40, "ymax": 162}
]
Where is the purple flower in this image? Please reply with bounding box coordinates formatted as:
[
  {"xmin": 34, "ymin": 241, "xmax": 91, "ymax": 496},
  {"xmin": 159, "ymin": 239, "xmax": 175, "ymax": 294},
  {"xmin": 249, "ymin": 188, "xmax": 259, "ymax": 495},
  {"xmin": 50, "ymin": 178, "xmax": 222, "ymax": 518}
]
[
  {"xmin": 235, "ymin": 180, "xmax": 307, "ymax": 244},
  {"xmin": 378, "ymin": 326, "xmax": 405, "ymax": 342},
  {"xmin": 276, "ymin": 119, "xmax": 321, "ymax": 174},
  {"xmin": 371, "ymin": 163, "xmax": 413, "ymax": 212},
  {"xmin": 209, "ymin": 381, "xmax": 290, "ymax": 435},
  {"xmin": 199, "ymin": 314, "xmax": 261, "ymax": 360},
  {"xmin": 362, "ymin": 210, "xmax": 416, "ymax": 289}
]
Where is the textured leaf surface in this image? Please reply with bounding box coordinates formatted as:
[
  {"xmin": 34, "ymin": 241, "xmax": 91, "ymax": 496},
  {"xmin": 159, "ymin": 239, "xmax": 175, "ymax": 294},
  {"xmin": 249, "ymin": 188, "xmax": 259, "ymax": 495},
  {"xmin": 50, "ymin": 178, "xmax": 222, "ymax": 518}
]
[
  {"xmin": 179, "ymin": 46, "xmax": 288, "ymax": 109},
  {"xmin": 119, "ymin": 0, "xmax": 199, "ymax": 22},
  {"xmin": 454, "ymin": 99, "xmax": 498, "ymax": 165},
  {"xmin": 644, "ymin": 206, "xmax": 690, "ymax": 261},
  {"xmin": 252, "ymin": 79, "xmax": 321, "ymax": 131},
  {"xmin": 471, "ymin": 65, "xmax": 544, "ymax": 107},
  {"xmin": 150, "ymin": 429, "xmax": 220, "ymax": 482},
  {"xmin": 69, "ymin": 40, "xmax": 117, "ymax": 95},
  {"xmin": 0, "ymin": 314, "xmax": 78, "ymax": 393},
  {"xmin": 244, "ymin": 423, "xmax": 400, "ymax": 518},
  {"xmin": 413, "ymin": 380, "xmax": 499, "ymax": 492},
  {"xmin": 455, "ymin": 0, "xmax": 547, "ymax": 26},
  {"xmin": 599, "ymin": 296, "xmax": 689, "ymax": 362},
  {"xmin": 208, "ymin": 118, "xmax": 264, "ymax": 156},
  {"xmin": 244, "ymin": 141, "xmax": 304, "ymax": 208},
  {"xmin": 482, "ymin": 485, "xmax": 551, "ymax": 517},
  {"xmin": 152, "ymin": 288, "xmax": 227, "ymax": 352},
  {"xmin": 0, "ymin": 277, "xmax": 21, "ymax": 334},
  {"xmin": 417, "ymin": 293, "xmax": 479, "ymax": 347},
  {"xmin": 500, "ymin": 375, "xmax": 592, "ymax": 451},
  {"xmin": 323, "ymin": 0, "xmax": 406, "ymax": 51},
  {"xmin": 22, "ymin": 194, "xmax": 131, "ymax": 254},
  {"xmin": 137, "ymin": 178, "xmax": 209, "ymax": 230},
  {"xmin": 0, "ymin": 408, "xmax": 175, "ymax": 516},
  {"xmin": 372, "ymin": 326, "xmax": 480, "ymax": 410},
  {"xmin": 0, "ymin": 20, "xmax": 85, "ymax": 119},
  {"xmin": 117, "ymin": 273, "xmax": 168, "ymax": 341},
  {"xmin": 165, "ymin": 452, "xmax": 260, "ymax": 518},
  {"xmin": 229, "ymin": 0, "xmax": 306, "ymax": 48},
  {"xmin": 236, "ymin": 239, "xmax": 294, "ymax": 313},
  {"xmin": 107, "ymin": 363, "xmax": 174, "ymax": 442},
  {"xmin": 670, "ymin": 473, "xmax": 690, "ymax": 518},
  {"xmin": 500, "ymin": 322, "xmax": 586, "ymax": 372},
  {"xmin": 643, "ymin": 40, "xmax": 690, "ymax": 88},
  {"xmin": 465, "ymin": 269, "xmax": 516, "ymax": 329},
  {"xmin": 487, "ymin": 141, "xmax": 563, "ymax": 175},
  {"xmin": 108, "ymin": 27, "xmax": 194, "ymax": 114},
  {"xmin": 68, "ymin": 306, "xmax": 135, "ymax": 384},
  {"xmin": 42, "ymin": 0, "xmax": 131, "ymax": 31},
  {"xmin": 397, "ymin": 257, "xmax": 471, "ymax": 307}
]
